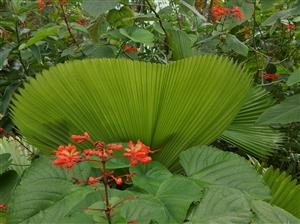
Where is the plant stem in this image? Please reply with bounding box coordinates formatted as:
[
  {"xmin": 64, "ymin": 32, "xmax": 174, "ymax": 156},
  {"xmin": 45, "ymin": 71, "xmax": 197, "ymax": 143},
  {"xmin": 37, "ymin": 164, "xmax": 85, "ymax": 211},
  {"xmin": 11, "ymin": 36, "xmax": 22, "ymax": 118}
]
[
  {"xmin": 102, "ymin": 161, "xmax": 112, "ymax": 224},
  {"xmin": 144, "ymin": 0, "xmax": 169, "ymax": 53},
  {"xmin": 15, "ymin": 20, "xmax": 29, "ymax": 79},
  {"xmin": 3, "ymin": 130, "xmax": 35, "ymax": 156},
  {"xmin": 251, "ymin": 1, "xmax": 262, "ymax": 83},
  {"xmin": 59, "ymin": 2, "xmax": 85, "ymax": 57}
]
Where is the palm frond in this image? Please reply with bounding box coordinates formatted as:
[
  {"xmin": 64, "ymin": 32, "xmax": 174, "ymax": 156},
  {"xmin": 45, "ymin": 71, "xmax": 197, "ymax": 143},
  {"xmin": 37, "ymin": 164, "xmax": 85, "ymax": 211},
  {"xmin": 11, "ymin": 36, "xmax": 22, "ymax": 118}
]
[
  {"xmin": 220, "ymin": 87, "xmax": 284, "ymax": 159},
  {"xmin": 263, "ymin": 166, "xmax": 300, "ymax": 218},
  {"xmin": 11, "ymin": 56, "xmax": 252, "ymax": 169}
]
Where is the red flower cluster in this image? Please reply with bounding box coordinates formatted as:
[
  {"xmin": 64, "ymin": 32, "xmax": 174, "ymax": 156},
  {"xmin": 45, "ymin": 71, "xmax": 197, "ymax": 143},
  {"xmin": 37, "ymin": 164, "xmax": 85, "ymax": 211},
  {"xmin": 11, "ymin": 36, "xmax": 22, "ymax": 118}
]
[
  {"xmin": 52, "ymin": 132, "xmax": 156, "ymax": 186},
  {"xmin": 36, "ymin": 0, "xmax": 68, "ymax": 12},
  {"xmin": 287, "ymin": 23, "xmax": 296, "ymax": 30},
  {"xmin": 211, "ymin": 5, "xmax": 243, "ymax": 21},
  {"xmin": 0, "ymin": 204, "xmax": 6, "ymax": 210},
  {"xmin": 263, "ymin": 73, "xmax": 279, "ymax": 80},
  {"xmin": 53, "ymin": 144, "xmax": 80, "ymax": 168},
  {"xmin": 75, "ymin": 18, "xmax": 89, "ymax": 25},
  {"xmin": 124, "ymin": 140, "xmax": 153, "ymax": 166},
  {"xmin": 123, "ymin": 44, "xmax": 138, "ymax": 53}
]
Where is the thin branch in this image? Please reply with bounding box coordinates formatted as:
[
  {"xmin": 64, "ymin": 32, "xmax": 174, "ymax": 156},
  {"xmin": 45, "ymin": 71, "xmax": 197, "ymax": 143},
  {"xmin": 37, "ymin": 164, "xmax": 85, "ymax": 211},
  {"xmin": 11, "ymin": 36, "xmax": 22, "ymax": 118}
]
[
  {"xmin": 15, "ymin": 21, "xmax": 29, "ymax": 79},
  {"xmin": 59, "ymin": 2, "xmax": 85, "ymax": 57},
  {"xmin": 144, "ymin": 0, "xmax": 169, "ymax": 52}
]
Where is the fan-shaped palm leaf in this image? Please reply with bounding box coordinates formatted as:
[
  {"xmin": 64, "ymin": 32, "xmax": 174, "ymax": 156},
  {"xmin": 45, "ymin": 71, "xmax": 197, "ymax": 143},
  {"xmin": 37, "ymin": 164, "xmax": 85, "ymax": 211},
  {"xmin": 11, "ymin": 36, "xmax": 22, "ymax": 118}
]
[
  {"xmin": 11, "ymin": 56, "xmax": 251, "ymax": 169},
  {"xmin": 263, "ymin": 166, "xmax": 300, "ymax": 218},
  {"xmin": 220, "ymin": 87, "xmax": 284, "ymax": 159}
]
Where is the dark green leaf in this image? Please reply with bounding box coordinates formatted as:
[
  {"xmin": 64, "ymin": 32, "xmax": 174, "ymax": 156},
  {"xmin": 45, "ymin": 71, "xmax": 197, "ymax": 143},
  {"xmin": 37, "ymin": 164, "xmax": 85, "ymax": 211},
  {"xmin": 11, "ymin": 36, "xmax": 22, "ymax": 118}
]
[
  {"xmin": 257, "ymin": 94, "xmax": 300, "ymax": 124},
  {"xmin": 119, "ymin": 27, "xmax": 154, "ymax": 46},
  {"xmin": 0, "ymin": 153, "xmax": 11, "ymax": 175},
  {"xmin": 166, "ymin": 29, "xmax": 194, "ymax": 60},
  {"xmin": 0, "ymin": 170, "xmax": 19, "ymax": 204},
  {"xmin": 19, "ymin": 26, "xmax": 60, "ymax": 50},
  {"xmin": 287, "ymin": 67, "xmax": 300, "ymax": 86},
  {"xmin": 0, "ymin": 46, "xmax": 12, "ymax": 70},
  {"xmin": 179, "ymin": 146, "xmax": 271, "ymax": 199},
  {"xmin": 225, "ymin": 34, "xmax": 248, "ymax": 57},
  {"xmin": 82, "ymin": 0, "xmax": 118, "ymax": 17},
  {"xmin": 188, "ymin": 186, "xmax": 252, "ymax": 224}
]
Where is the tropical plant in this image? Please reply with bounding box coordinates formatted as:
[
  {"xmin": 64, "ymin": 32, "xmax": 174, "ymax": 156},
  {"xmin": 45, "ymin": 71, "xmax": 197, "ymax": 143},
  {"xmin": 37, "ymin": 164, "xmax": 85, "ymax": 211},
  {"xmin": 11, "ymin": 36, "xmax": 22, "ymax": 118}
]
[
  {"xmin": 6, "ymin": 145, "xmax": 300, "ymax": 223},
  {"xmin": 12, "ymin": 56, "xmax": 255, "ymax": 169}
]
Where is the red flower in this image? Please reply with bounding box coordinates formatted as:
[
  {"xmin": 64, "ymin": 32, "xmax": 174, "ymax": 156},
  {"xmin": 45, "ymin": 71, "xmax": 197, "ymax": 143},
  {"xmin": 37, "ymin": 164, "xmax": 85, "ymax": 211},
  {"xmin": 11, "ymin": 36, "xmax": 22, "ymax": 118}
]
[
  {"xmin": 53, "ymin": 144, "xmax": 81, "ymax": 168},
  {"xmin": 107, "ymin": 144, "xmax": 123, "ymax": 151},
  {"xmin": 287, "ymin": 23, "xmax": 296, "ymax": 30},
  {"xmin": 36, "ymin": 0, "xmax": 44, "ymax": 12},
  {"xmin": 0, "ymin": 128, "xmax": 4, "ymax": 133},
  {"xmin": 124, "ymin": 140, "xmax": 153, "ymax": 166},
  {"xmin": 263, "ymin": 73, "xmax": 279, "ymax": 80},
  {"xmin": 75, "ymin": 18, "xmax": 88, "ymax": 25},
  {"xmin": 123, "ymin": 44, "xmax": 138, "ymax": 53},
  {"xmin": 0, "ymin": 204, "xmax": 6, "ymax": 209},
  {"xmin": 231, "ymin": 6, "xmax": 243, "ymax": 20},
  {"xmin": 71, "ymin": 132, "xmax": 90, "ymax": 144},
  {"xmin": 111, "ymin": 176, "xmax": 123, "ymax": 185},
  {"xmin": 211, "ymin": 6, "xmax": 243, "ymax": 21},
  {"xmin": 87, "ymin": 176, "xmax": 100, "ymax": 185}
]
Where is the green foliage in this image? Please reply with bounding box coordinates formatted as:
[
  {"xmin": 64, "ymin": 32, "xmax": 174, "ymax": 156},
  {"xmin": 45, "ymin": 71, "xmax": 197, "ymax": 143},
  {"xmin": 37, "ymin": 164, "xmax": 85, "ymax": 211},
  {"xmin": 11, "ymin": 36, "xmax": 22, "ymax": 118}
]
[
  {"xmin": 287, "ymin": 67, "xmax": 300, "ymax": 86},
  {"xmin": 220, "ymin": 87, "xmax": 284, "ymax": 158},
  {"xmin": 0, "ymin": 137, "xmax": 32, "ymax": 176},
  {"xmin": 257, "ymin": 94, "xmax": 300, "ymax": 124},
  {"xmin": 0, "ymin": 153, "xmax": 11, "ymax": 175},
  {"xmin": 7, "ymin": 156, "xmax": 95, "ymax": 224},
  {"xmin": 12, "ymin": 56, "xmax": 251, "ymax": 169},
  {"xmin": 188, "ymin": 186, "xmax": 252, "ymax": 224},
  {"xmin": 179, "ymin": 145, "xmax": 271, "ymax": 199},
  {"xmin": 264, "ymin": 166, "xmax": 300, "ymax": 218}
]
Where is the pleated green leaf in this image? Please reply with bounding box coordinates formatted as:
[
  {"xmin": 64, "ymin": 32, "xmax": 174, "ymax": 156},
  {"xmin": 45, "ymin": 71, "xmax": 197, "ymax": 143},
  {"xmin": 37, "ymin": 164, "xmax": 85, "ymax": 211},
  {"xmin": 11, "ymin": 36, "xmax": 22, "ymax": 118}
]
[
  {"xmin": 179, "ymin": 146, "xmax": 271, "ymax": 199},
  {"xmin": 7, "ymin": 157, "xmax": 93, "ymax": 224},
  {"xmin": 221, "ymin": 87, "xmax": 284, "ymax": 159},
  {"xmin": 11, "ymin": 56, "xmax": 252, "ymax": 169},
  {"xmin": 263, "ymin": 166, "xmax": 300, "ymax": 218},
  {"xmin": 188, "ymin": 186, "xmax": 252, "ymax": 224}
]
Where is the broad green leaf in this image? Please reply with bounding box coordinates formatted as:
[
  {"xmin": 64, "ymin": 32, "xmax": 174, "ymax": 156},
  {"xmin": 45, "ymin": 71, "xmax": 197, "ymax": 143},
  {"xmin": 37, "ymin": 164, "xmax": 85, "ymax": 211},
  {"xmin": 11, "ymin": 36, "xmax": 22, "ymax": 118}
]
[
  {"xmin": 251, "ymin": 200, "xmax": 300, "ymax": 224},
  {"xmin": 119, "ymin": 27, "xmax": 154, "ymax": 45},
  {"xmin": 122, "ymin": 176, "xmax": 203, "ymax": 223},
  {"xmin": 11, "ymin": 56, "xmax": 252, "ymax": 169},
  {"xmin": 0, "ymin": 80, "xmax": 22, "ymax": 116},
  {"xmin": 287, "ymin": 67, "xmax": 300, "ymax": 86},
  {"xmin": 107, "ymin": 6, "xmax": 134, "ymax": 27},
  {"xmin": 261, "ymin": 0, "xmax": 276, "ymax": 9},
  {"xmin": 0, "ymin": 170, "xmax": 19, "ymax": 204},
  {"xmin": 225, "ymin": 34, "xmax": 248, "ymax": 57},
  {"xmin": 179, "ymin": 146, "xmax": 271, "ymax": 199},
  {"xmin": 130, "ymin": 162, "xmax": 173, "ymax": 195},
  {"xmin": 264, "ymin": 166, "xmax": 300, "ymax": 218},
  {"xmin": 83, "ymin": 44, "xmax": 115, "ymax": 58},
  {"xmin": 188, "ymin": 186, "xmax": 252, "ymax": 224},
  {"xmin": 257, "ymin": 94, "xmax": 300, "ymax": 124},
  {"xmin": 167, "ymin": 29, "xmax": 194, "ymax": 60},
  {"xmin": 0, "ymin": 153, "xmax": 11, "ymax": 175},
  {"xmin": 82, "ymin": 0, "xmax": 118, "ymax": 17},
  {"xmin": 7, "ymin": 156, "xmax": 92, "ymax": 224},
  {"xmin": 221, "ymin": 87, "xmax": 284, "ymax": 159},
  {"xmin": 0, "ymin": 46, "xmax": 12, "ymax": 70},
  {"xmin": 0, "ymin": 137, "xmax": 32, "ymax": 176},
  {"xmin": 262, "ymin": 4, "xmax": 300, "ymax": 26},
  {"xmin": 19, "ymin": 26, "xmax": 60, "ymax": 50}
]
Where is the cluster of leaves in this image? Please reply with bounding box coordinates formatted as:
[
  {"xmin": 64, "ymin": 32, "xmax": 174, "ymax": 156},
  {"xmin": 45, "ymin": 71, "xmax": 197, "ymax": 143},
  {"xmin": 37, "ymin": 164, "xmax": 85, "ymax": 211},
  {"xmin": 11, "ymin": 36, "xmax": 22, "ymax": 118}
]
[
  {"xmin": 3, "ymin": 145, "xmax": 300, "ymax": 223},
  {"xmin": 1, "ymin": 0, "xmax": 300, "ymax": 223}
]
